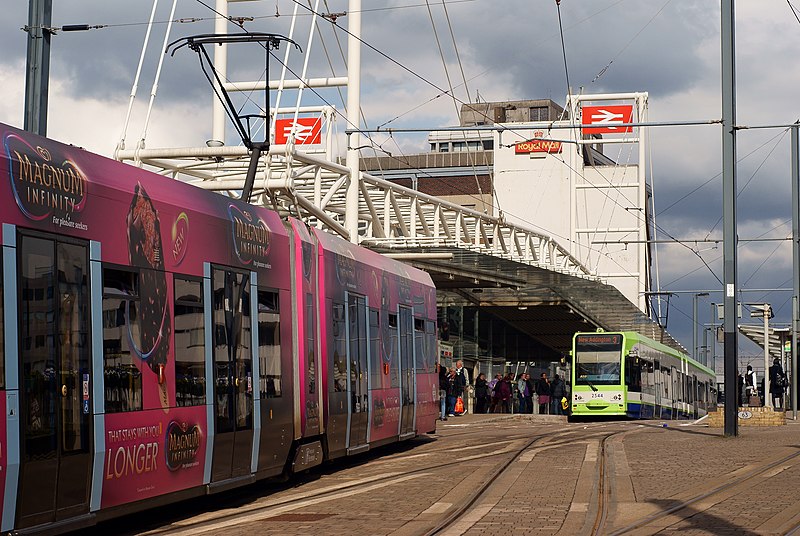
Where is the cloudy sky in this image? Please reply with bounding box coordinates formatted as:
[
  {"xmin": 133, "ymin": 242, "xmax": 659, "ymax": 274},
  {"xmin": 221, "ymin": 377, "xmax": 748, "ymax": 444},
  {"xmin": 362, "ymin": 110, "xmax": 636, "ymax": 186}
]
[{"xmin": 2, "ymin": 0, "xmax": 800, "ymax": 367}]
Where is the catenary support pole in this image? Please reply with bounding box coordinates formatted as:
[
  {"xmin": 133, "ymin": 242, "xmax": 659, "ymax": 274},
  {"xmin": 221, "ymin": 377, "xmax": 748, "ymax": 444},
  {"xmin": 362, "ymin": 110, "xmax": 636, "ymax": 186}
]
[
  {"xmin": 344, "ymin": 0, "xmax": 362, "ymax": 243},
  {"xmin": 792, "ymin": 124, "xmax": 799, "ymax": 420},
  {"xmin": 211, "ymin": 0, "xmax": 228, "ymax": 144},
  {"xmin": 764, "ymin": 304, "xmax": 771, "ymax": 408},
  {"xmin": 24, "ymin": 0, "xmax": 52, "ymax": 136},
  {"xmin": 721, "ymin": 0, "xmax": 738, "ymax": 436}
]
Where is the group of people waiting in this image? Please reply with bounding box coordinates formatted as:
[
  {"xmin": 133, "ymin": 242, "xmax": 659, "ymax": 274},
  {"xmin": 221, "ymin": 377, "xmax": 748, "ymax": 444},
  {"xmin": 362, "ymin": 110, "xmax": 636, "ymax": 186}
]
[
  {"xmin": 438, "ymin": 362, "xmax": 570, "ymax": 419},
  {"xmin": 438, "ymin": 360, "xmax": 470, "ymax": 420},
  {"xmin": 738, "ymin": 358, "xmax": 789, "ymax": 409}
]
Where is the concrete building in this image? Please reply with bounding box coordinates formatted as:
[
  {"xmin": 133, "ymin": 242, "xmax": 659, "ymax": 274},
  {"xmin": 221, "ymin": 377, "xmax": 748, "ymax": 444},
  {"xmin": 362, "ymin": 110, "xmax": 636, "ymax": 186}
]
[{"xmin": 362, "ymin": 94, "xmax": 655, "ymax": 376}]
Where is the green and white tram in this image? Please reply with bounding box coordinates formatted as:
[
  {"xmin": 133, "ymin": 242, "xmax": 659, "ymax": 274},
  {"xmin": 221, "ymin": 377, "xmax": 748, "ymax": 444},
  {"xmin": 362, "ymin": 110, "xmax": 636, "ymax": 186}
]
[{"xmin": 570, "ymin": 331, "xmax": 715, "ymax": 419}]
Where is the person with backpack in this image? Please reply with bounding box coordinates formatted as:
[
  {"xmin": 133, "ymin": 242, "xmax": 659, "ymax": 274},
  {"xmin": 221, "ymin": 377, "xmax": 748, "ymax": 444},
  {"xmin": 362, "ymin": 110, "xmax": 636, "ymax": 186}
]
[{"xmin": 769, "ymin": 358, "xmax": 788, "ymax": 410}]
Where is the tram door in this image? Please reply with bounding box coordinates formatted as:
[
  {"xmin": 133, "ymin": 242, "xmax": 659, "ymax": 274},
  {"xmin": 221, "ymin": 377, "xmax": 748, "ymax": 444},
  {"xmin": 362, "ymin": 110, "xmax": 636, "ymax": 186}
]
[
  {"xmin": 17, "ymin": 234, "xmax": 91, "ymax": 528},
  {"xmin": 398, "ymin": 306, "xmax": 415, "ymax": 438},
  {"xmin": 346, "ymin": 294, "xmax": 369, "ymax": 451},
  {"xmin": 211, "ymin": 268, "xmax": 254, "ymax": 482},
  {"xmin": 671, "ymin": 366, "xmax": 678, "ymax": 420},
  {"xmin": 654, "ymin": 361, "xmax": 662, "ymax": 419}
]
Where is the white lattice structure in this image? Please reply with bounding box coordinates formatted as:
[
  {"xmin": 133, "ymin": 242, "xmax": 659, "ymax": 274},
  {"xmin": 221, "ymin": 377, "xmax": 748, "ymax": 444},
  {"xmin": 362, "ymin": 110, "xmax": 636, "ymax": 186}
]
[{"xmin": 114, "ymin": 0, "xmax": 598, "ymax": 281}]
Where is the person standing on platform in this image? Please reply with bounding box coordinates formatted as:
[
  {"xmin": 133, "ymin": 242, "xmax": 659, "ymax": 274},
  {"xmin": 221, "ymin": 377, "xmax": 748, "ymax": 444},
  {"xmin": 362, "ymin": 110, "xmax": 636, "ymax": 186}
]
[
  {"xmin": 737, "ymin": 372, "xmax": 746, "ymax": 406},
  {"xmin": 446, "ymin": 368, "xmax": 457, "ymax": 417},
  {"xmin": 489, "ymin": 374, "xmax": 502, "ymax": 413},
  {"xmin": 745, "ymin": 365, "xmax": 758, "ymax": 405},
  {"xmin": 474, "ymin": 373, "xmax": 490, "ymax": 414},
  {"xmin": 524, "ymin": 373, "xmax": 535, "ymax": 414},
  {"xmin": 551, "ymin": 373, "xmax": 567, "ymax": 415},
  {"xmin": 454, "ymin": 360, "xmax": 469, "ymax": 414},
  {"xmin": 497, "ymin": 374, "xmax": 513, "ymax": 413},
  {"xmin": 438, "ymin": 363, "xmax": 449, "ymax": 421},
  {"xmin": 769, "ymin": 358, "xmax": 787, "ymax": 410},
  {"xmin": 537, "ymin": 372, "xmax": 551, "ymax": 414},
  {"xmin": 517, "ymin": 374, "xmax": 530, "ymax": 414}
]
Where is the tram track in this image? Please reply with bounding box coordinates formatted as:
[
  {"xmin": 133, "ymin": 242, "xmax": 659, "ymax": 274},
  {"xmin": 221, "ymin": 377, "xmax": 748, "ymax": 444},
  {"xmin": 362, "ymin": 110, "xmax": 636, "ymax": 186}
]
[
  {"xmin": 421, "ymin": 424, "xmax": 624, "ymax": 536},
  {"xmin": 134, "ymin": 426, "xmax": 559, "ymax": 536},
  {"xmin": 608, "ymin": 444, "xmax": 800, "ymax": 535},
  {"xmin": 589, "ymin": 430, "xmax": 619, "ymax": 536}
]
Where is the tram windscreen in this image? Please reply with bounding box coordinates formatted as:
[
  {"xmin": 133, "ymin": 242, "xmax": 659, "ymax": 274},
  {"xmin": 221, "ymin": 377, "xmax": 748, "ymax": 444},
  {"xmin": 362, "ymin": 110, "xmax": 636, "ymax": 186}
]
[{"xmin": 574, "ymin": 334, "xmax": 622, "ymax": 385}]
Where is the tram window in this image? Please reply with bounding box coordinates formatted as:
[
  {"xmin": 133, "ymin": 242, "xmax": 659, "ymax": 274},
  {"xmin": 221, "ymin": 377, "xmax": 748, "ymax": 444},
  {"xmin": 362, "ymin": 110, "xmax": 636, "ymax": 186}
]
[
  {"xmin": 174, "ymin": 277, "xmax": 205, "ymax": 407},
  {"xmin": 414, "ymin": 318, "xmax": 425, "ymax": 372},
  {"xmin": 369, "ymin": 309, "xmax": 381, "ymax": 387},
  {"xmin": 306, "ymin": 293, "xmax": 315, "ymax": 395},
  {"xmin": 425, "ymin": 320, "xmax": 436, "ymax": 373},
  {"xmin": 624, "ymin": 356, "xmax": 642, "ymax": 392},
  {"xmin": 332, "ymin": 303, "xmax": 347, "ymax": 392},
  {"xmin": 574, "ymin": 335, "xmax": 622, "ymax": 386},
  {"xmin": 388, "ymin": 313, "xmax": 399, "ymax": 388},
  {"xmin": 102, "ymin": 266, "xmax": 143, "ymax": 413},
  {"xmin": 258, "ymin": 289, "xmax": 281, "ymax": 398}
]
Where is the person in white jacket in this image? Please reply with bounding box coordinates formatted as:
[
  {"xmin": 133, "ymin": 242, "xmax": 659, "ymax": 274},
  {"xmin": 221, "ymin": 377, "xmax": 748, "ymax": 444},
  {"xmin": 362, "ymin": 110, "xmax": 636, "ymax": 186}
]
[{"xmin": 745, "ymin": 365, "xmax": 758, "ymax": 403}]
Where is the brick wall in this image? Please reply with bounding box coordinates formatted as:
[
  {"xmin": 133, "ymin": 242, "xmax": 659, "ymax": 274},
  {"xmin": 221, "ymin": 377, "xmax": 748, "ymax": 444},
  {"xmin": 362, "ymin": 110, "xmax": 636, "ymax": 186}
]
[{"xmin": 706, "ymin": 406, "xmax": 786, "ymax": 427}]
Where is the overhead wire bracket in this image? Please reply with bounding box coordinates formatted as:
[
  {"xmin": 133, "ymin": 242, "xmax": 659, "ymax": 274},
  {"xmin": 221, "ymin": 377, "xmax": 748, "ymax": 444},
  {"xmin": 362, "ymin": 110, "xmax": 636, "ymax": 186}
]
[{"xmin": 167, "ymin": 32, "xmax": 301, "ymax": 201}]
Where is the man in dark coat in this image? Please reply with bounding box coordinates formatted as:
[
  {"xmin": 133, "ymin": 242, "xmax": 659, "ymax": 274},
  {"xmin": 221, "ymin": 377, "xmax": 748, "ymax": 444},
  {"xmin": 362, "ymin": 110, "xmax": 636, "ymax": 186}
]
[
  {"xmin": 536, "ymin": 372, "xmax": 551, "ymax": 414},
  {"xmin": 769, "ymin": 358, "xmax": 787, "ymax": 409},
  {"xmin": 551, "ymin": 374, "xmax": 567, "ymax": 415}
]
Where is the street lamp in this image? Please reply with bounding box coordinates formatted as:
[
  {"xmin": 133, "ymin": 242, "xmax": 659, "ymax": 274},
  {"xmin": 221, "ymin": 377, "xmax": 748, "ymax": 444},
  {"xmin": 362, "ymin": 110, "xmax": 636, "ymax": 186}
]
[{"xmin": 693, "ymin": 292, "xmax": 710, "ymax": 363}]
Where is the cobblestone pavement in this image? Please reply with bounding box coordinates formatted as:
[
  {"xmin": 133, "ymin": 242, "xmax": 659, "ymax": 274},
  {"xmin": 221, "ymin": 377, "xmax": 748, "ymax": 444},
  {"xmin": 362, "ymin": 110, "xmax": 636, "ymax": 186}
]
[{"xmin": 97, "ymin": 413, "xmax": 800, "ymax": 536}]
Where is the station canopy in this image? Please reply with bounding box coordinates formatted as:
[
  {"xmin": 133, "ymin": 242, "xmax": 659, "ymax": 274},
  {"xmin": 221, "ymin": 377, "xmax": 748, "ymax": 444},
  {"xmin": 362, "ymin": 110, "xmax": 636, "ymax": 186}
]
[
  {"xmin": 371, "ymin": 245, "xmax": 687, "ymax": 355},
  {"xmin": 738, "ymin": 324, "xmax": 792, "ymax": 361}
]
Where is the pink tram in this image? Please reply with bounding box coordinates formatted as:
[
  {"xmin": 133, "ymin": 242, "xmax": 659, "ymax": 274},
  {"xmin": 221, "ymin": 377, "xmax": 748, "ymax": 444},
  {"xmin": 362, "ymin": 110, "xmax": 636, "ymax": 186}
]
[{"xmin": 0, "ymin": 122, "xmax": 438, "ymax": 533}]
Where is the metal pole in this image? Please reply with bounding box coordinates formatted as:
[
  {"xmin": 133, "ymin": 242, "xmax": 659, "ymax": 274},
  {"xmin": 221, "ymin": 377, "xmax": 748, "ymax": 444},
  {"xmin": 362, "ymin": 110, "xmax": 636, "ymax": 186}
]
[
  {"xmin": 721, "ymin": 0, "xmax": 738, "ymax": 436},
  {"xmin": 693, "ymin": 294, "xmax": 699, "ymax": 362},
  {"xmin": 794, "ymin": 297, "xmax": 798, "ymax": 419},
  {"xmin": 764, "ymin": 305, "xmax": 771, "ymax": 408},
  {"xmin": 792, "ymin": 123, "xmax": 799, "ymax": 419},
  {"xmin": 24, "ymin": 0, "xmax": 52, "ymax": 136},
  {"xmin": 344, "ymin": 0, "xmax": 362, "ymax": 243},
  {"xmin": 211, "ymin": 0, "xmax": 228, "ymax": 144}
]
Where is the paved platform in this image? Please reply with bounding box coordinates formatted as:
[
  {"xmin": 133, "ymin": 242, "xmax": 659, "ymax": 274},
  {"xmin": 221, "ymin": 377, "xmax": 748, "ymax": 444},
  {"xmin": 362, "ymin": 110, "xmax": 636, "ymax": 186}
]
[
  {"xmin": 437, "ymin": 412, "xmax": 800, "ymax": 534},
  {"xmin": 116, "ymin": 412, "xmax": 800, "ymax": 535}
]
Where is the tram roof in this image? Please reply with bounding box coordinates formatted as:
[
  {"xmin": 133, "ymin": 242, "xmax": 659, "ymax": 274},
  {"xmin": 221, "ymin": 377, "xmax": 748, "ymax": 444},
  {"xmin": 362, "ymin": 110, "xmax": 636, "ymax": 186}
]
[{"xmin": 368, "ymin": 245, "xmax": 687, "ymax": 356}]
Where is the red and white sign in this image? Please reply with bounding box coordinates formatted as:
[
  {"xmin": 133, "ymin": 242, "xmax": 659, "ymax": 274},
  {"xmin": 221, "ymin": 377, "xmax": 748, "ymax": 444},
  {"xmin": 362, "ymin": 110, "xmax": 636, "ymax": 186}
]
[
  {"xmin": 515, "ymin": 139, "xmax": 562, "ymax": 154},
  {"xmin": 581, "ymin": 105, "xmax": 634, "ymax": 134},
  {"xmin": 274, "ymin": 117, "xmax": 322, "ymax": 145}
]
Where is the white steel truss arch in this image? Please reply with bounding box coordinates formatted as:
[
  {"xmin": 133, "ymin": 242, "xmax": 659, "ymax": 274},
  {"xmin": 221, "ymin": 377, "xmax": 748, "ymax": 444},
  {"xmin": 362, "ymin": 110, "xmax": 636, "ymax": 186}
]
[{"xmin": 116, "ymin": 142, "xmax": 597, "ymax": 280}]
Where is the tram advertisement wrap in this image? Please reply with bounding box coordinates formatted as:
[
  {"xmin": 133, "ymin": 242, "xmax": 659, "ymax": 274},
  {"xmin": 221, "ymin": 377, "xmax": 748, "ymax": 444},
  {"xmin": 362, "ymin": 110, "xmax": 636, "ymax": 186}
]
[
  {"xmin": 102, "ymin": 407, "xmax": 206, "ymax": 508},
  {"xmin": 0, "ymin": 124, "xmax": 291, "ymax": 292}
]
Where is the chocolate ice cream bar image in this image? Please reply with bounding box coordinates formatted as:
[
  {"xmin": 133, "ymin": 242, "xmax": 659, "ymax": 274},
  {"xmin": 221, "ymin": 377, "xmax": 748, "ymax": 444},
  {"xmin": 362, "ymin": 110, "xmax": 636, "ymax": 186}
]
[{"xmin": 127, "ymin": 183, "xmax": 172, "ymax": 378}]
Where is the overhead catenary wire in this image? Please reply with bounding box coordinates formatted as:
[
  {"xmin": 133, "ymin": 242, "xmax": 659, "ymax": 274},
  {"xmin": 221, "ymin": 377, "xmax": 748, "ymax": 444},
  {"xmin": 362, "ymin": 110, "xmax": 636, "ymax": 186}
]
[
  {"xmin": 591, "ymin": 0, "xmax": 673, "ymax": 84},
  {"xmin": 194, "ymin": 1, "xmax": 709, "ymax": 282},
  {"xmin": 555, "ymin": 0, "xmax": 573, "ymax": 100},
  {"xmin": 185, "ymin": 0, "xmax": 781, "ymax": 289},
  {"xmin": 703, "ymin": 128, "xmax": 789, "ymax": 239},
  {"xmin": 423, "ymin": 0, "xmax": 488, "ymax": 214}
]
